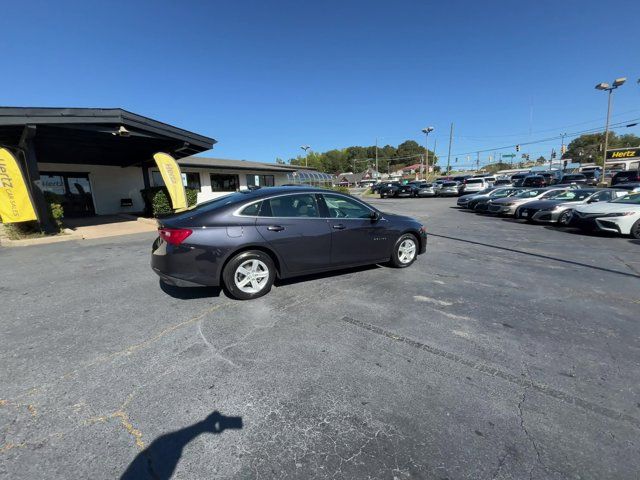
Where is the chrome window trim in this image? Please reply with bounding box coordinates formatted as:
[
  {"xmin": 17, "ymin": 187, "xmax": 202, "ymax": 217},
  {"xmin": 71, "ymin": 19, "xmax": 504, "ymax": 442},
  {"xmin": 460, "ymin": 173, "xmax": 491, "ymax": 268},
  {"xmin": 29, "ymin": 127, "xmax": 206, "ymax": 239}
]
[{"xmin": 232, "ymin": 191, "xmax": 380, "ymax": 220}]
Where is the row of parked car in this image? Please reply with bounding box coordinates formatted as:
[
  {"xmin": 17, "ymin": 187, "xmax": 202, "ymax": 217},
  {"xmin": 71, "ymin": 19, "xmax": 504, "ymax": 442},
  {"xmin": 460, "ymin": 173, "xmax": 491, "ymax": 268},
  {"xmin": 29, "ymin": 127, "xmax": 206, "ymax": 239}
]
[
  {"xmin": 372, "ymin": 168, "xmax": 640, "ymax": 199},
  {"xmin": 455, "ymin": 185, "xmax": 640, "ymax": 239}
]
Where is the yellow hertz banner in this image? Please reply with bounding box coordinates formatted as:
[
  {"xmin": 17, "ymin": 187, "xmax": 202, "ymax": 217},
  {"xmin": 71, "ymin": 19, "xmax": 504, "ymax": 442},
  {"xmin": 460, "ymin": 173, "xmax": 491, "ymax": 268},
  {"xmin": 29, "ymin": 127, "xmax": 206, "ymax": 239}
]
[
  {"xmin": 0, "ymin": 148, "xmax": 37, "ymax": 223},
  {"xmin": 153, "ymin": 152, "xmax": 187, "ymax": 211}
]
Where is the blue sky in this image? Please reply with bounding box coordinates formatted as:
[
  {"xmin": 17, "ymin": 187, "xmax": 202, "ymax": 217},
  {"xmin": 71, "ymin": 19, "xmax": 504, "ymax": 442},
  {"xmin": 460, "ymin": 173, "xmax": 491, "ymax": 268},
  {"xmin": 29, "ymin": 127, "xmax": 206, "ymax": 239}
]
[{"xmin": 2, "ymin": 0, "xmax": 639, "ymax": 168}]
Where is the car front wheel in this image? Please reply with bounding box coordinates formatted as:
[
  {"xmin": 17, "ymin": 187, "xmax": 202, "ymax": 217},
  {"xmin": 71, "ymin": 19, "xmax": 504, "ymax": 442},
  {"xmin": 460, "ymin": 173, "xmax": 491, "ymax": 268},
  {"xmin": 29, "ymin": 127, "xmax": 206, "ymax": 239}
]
[
  {"xmin": 390, "ymin": 234, "xmax": 418, "ymax": 268},
  {"xmin": 558, "ymin": 210, "xmax": 572, "ymax": 225},
  {"xmin": 222, "ymin": 250, "xmax": 276, "ymax": 300},
  {"xmin": 631, "ymin": 219, "xmax": 640, "ymax": 239}
]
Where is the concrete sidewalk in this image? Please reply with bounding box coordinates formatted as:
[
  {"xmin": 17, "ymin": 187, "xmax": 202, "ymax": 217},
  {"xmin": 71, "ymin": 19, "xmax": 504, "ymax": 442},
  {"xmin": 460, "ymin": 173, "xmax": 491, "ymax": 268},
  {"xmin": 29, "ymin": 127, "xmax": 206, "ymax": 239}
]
[{"xmin": 0, "ymin": 215, "xmax": 157, "ymax": 247}]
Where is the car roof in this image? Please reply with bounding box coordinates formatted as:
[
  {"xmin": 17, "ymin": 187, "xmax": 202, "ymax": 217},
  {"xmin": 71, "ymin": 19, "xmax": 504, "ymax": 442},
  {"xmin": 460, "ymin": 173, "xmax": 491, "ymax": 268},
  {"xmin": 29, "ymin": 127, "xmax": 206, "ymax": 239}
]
[{"xmin": 233, "ymin": 186, "xmax": 331, "ymax": 199}]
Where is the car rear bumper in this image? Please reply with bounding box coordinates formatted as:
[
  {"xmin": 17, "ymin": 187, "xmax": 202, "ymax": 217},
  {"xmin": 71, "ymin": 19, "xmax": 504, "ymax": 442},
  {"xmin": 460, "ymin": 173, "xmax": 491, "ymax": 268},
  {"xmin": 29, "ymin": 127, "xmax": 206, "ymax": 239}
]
[{"xmin": 151, "ymin": 236, "xmax": 222, "ymax": 287}]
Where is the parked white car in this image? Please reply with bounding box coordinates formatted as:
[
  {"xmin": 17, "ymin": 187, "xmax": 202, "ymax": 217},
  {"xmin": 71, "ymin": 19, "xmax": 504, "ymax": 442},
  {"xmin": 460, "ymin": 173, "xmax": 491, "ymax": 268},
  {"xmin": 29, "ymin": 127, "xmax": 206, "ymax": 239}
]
[{"xmin": 570, "ymin": 193, "xmax": 640, "ymax": 238}]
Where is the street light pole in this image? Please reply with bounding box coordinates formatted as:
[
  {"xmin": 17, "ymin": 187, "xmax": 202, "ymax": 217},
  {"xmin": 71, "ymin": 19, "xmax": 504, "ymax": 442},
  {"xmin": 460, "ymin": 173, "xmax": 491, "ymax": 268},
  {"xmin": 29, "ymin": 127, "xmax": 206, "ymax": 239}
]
[
  {"xmin": 595, "ymin": 78, "xmax": 626, "ymax": 185},
  {"xmin": 446, "ymin": 123, "xmax": 454, "ymax": 175},
  {"xmin": 421, "ymin": 126, "xmax": 434, "ymax": 179},
  {"xmin": 300, "ymin": 145, "xmax": 311, "ymax": 168}
]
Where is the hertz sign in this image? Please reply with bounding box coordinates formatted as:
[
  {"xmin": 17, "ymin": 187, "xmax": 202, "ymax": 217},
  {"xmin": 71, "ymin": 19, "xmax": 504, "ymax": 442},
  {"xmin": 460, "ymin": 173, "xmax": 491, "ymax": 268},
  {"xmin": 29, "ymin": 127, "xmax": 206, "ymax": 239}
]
[{"xmin": 606, "ymin": 148, "xmax": 640, "ymax": 160}]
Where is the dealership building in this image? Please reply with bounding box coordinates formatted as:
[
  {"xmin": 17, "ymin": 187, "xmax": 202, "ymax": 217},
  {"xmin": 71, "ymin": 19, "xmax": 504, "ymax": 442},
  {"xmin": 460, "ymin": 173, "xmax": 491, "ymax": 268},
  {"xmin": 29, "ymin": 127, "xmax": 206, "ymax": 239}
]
[{"xmin": 0, "ymin": 107, "xmax": 326, "ymax": 228}]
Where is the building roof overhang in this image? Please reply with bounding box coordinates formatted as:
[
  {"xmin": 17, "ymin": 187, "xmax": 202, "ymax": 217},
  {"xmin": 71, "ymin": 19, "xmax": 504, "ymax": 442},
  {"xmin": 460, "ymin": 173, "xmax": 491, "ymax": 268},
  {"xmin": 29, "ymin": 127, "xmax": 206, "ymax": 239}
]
[{"xmin": 0, "ymin": 107, "xmax": 216, "ymax": 167}]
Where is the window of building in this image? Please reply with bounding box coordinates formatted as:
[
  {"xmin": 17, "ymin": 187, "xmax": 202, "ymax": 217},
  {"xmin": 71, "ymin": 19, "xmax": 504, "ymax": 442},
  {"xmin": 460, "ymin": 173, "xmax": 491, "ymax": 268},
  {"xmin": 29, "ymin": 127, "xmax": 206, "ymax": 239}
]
[
  {"xmin": 151, "ymin": 171, "xmax": 201, "ymax": 191},
  {"xmin": 210, "ymin": 173, "xmax": 239, "ymax": 192},
  {"xmin": 246, "ymin": 174, "xmax": 275, "ymax": 187},
  {"xmin": 182, "ymin": 172, "xmax": 201, "ymax": 191}
]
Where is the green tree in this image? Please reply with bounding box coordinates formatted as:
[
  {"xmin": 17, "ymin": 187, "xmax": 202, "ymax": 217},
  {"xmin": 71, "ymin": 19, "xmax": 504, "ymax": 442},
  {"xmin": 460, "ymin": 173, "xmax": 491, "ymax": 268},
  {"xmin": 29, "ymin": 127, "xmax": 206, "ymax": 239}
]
[{"xmin": 564, "ymin": 132, "xmax": 640, "ymax": 163}]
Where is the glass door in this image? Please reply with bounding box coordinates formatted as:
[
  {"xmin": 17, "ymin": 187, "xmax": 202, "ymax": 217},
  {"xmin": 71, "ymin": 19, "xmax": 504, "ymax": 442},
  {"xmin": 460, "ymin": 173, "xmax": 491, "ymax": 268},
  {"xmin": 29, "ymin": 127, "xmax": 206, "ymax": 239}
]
[{"xmin": 40, "ymin": 172, "xmax": 96, "ymax": 216}]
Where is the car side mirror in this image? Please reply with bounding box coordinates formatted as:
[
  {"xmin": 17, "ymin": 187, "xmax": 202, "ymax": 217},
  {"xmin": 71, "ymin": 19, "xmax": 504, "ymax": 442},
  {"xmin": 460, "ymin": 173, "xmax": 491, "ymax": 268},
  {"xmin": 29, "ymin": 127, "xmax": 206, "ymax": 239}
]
[
  {"xmin": 588, "ymin": 198, "xmax": 599, "ymax": 203},
  {"xmin": 370, "ymin": 210, "xmax": 381, "ymax": 221}
]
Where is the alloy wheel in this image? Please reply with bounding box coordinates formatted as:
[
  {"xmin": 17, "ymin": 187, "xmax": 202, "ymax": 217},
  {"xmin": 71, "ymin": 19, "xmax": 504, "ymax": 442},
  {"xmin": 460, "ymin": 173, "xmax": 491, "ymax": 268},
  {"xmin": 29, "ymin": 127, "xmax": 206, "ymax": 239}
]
[
  {"xmin": 397, "ymin": 239, "xmax": 416, "ymax": 264},
  {"xmin": 234, "ymin": 259, "xmax": 270, "ymax": 294}
]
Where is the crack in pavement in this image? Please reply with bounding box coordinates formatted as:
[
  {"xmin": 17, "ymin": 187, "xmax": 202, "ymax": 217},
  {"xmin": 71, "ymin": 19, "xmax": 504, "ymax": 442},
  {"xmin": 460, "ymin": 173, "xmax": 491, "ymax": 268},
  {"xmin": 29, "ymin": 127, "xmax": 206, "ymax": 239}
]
[{"xmin": 340, "ymin": 316, "xmax": 640, "ymax": 431}]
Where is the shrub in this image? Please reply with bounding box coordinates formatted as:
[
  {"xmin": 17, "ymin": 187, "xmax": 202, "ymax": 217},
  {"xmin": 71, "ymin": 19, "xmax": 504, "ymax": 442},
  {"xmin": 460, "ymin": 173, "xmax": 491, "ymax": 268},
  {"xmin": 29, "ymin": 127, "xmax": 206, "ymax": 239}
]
[
  {"xmin": 145, "ymin": 188, "xmax": 198, "ymax": 217},
  {"xmin": 1, "ymin": 193, "xmax": 63, "ymax": 238}
]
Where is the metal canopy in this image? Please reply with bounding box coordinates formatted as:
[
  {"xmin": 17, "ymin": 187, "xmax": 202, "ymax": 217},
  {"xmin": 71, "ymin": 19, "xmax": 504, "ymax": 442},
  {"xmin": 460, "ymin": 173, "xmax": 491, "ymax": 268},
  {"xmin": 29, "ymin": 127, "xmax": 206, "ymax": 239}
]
[{"xmin": 0, "ymin": 107, "xmax": 216, "ymax": 166}]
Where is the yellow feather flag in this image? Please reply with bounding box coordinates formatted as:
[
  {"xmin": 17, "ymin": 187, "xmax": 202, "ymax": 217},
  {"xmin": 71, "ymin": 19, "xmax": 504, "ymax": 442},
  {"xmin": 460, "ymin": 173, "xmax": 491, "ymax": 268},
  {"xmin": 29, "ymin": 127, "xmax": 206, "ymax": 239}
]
[
  {"xmin": 0, "ymin": 148, "xmax": 38, "ymax": 223},
  {"xmin": 153, "ymin": 152, "xmax": 187, "ymax": 211}
]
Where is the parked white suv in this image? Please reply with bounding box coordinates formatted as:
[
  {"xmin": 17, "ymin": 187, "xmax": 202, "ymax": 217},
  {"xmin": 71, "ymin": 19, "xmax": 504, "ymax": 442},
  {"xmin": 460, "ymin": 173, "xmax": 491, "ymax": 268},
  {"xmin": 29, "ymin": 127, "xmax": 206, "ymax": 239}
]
[{"xmin": 461, "ymin": 178, "xmax": 491, "ymax": 194}]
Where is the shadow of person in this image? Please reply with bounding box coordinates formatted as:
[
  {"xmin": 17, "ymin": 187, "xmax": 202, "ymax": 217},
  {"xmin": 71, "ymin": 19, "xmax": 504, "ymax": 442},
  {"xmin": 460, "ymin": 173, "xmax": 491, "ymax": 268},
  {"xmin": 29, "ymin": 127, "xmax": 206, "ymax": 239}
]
[{"xmin": 120, "ymin": 411, "xmax": 243, "ymax": 480}]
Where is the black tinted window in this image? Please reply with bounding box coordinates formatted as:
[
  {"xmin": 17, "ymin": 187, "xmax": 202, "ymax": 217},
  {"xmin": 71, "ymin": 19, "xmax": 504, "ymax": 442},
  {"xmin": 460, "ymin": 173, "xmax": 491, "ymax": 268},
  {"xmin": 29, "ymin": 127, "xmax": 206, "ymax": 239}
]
[
  {"xmin": 323, "ymin": 194, "xmax": 371, "ymax": 219},
  {"xmin": 240, "ymin": 201, "xmax": 261, "ymax": 216},
  {"xmin": 266, "ymin": 194, "xmax": 319, "ymax": 218}
]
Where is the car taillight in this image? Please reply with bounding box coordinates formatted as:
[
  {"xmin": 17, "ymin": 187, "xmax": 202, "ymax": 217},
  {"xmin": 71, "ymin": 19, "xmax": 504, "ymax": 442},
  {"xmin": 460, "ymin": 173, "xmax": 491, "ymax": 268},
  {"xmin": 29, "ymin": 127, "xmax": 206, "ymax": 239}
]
[{"xmin": 159, "ymin": 228, "xmax": 192, "ymax": 245}]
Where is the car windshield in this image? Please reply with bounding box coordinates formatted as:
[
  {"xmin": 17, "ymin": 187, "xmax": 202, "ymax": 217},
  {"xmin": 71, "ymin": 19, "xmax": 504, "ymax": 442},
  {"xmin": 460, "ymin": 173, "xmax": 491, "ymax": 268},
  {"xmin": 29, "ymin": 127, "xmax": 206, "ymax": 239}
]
[
  {"xmin": 553, "ymin": 190, "xmax": 594, "ymax": 201},
  {"xmin": 540, "ymin": 190, "xmax": 565, "ymax": 198},
  {"xmin": 610, "ymin": 193, "xmax": 640, "ymax": 205},
  {"xmin": 515, "ymin": 189, "xmax": 544, "ymax": 198}
]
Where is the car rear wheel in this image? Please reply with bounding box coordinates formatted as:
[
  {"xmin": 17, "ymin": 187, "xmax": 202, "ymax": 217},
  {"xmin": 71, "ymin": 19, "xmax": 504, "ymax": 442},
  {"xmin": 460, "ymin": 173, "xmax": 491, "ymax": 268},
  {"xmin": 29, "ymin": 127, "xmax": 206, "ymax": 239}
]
[
  {"xmin": 631, "ymin": 219, "xmax": 640, "ymax": 239},
  {"xmin": 222, "ymin": 251, "xmax": 275, "ymax": 300},
  {"xmin": 389, "ymin": 234, "xmax": 418, "ymax": 268}
]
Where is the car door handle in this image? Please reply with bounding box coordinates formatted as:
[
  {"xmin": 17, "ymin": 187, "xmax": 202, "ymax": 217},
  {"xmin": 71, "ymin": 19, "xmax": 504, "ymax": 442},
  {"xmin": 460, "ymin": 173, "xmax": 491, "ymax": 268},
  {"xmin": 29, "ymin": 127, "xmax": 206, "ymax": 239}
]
[
  {"xmin": 332, "ymin": 224, "xmax": 346, "ymax": 230},
  {"xmin": 267, "ymin": 225, "xmax": 285, "ymax": 232}
]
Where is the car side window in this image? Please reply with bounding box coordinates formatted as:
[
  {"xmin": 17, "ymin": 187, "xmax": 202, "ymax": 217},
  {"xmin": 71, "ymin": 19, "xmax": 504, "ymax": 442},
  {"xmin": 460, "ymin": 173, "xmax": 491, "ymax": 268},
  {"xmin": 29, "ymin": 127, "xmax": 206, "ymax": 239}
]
[
  {"xmin": 592, "ymin": 191, "xmax": 610, "ymax": 201},
  {"xmin": 322, "ymin": 194, "xmax": 372, "ymax": 219},
  {"xmin": 265, "ymin": 194, "xmax": 319, "ymax": 218},
  {"xmin": 239, "ymin": 201, "xmax": 261, "ymax": 216}
]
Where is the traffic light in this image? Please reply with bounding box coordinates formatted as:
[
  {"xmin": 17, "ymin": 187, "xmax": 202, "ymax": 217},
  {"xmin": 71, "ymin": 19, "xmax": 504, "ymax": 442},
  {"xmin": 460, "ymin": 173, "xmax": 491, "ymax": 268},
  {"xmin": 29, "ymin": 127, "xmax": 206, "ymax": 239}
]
[
  {"xmin": 561, "ymin": 145, "xmax": 567, "ymax": 155},
  {"xmin": 551, "ymin": 150, "xmax": 557, "ymax": 159},
  {"xmin": 516, "ymin": 144, "xmax": 521, "ymax": 152}
]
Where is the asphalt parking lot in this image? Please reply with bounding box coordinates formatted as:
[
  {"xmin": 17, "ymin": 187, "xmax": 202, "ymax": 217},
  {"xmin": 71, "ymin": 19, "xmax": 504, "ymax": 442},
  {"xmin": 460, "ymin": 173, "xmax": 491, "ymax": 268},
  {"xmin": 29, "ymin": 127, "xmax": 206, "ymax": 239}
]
[{"xmin": 1, "ymin": 196, "xmax": 639, "ymax": 480}]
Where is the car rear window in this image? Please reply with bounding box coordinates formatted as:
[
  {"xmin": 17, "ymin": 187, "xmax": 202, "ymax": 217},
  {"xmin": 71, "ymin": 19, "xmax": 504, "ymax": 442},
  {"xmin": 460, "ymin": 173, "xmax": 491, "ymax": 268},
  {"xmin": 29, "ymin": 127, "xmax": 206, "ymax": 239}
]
[
  {"xmin": 562, "ymin": 175, "xmax": 586, "ymax": 181},
  {"xmin": 466, "ymin": 179, "xmax": 484, "ymax": 184},
  {"xmin": 443, "ymin": 182, "xmax": 457, "ymax": 187}
]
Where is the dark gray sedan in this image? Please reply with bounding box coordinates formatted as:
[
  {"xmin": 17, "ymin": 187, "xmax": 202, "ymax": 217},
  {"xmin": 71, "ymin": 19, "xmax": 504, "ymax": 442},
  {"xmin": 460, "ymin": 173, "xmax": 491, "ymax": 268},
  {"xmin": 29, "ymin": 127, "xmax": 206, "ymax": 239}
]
[{"xmin": 152, "ymin": 187, "xmax": 427, "ymax": 299}]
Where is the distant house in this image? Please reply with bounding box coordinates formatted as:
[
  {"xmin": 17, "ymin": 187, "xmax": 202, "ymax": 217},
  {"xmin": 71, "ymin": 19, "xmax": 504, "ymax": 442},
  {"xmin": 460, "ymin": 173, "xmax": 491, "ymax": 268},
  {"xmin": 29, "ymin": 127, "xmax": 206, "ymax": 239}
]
[{"xmin": 336, "ymin": 167, "xmax": 380, "ymax": 187}]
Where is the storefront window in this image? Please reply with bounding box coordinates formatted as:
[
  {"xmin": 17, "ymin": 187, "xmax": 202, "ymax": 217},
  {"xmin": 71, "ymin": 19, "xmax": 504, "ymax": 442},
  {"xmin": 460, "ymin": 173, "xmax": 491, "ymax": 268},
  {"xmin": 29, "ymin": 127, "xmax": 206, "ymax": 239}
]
[
  {"xmin": 40, "ymin": 174, "xmax": 66, "ymax": 195},
  {"xmin": 246, "ymin": 174, "xmax": 275, "ymax": 187},
  {"xmin": 152, "ymin": 171, "xmax": 201, "ymax": 191},
  {"xmin": 182, "ymin": 172, "xmax": 201, "ymax": 191},
  {"xmin": 210, "ymin": 173, "xmax": 239, "ymax": 192}
]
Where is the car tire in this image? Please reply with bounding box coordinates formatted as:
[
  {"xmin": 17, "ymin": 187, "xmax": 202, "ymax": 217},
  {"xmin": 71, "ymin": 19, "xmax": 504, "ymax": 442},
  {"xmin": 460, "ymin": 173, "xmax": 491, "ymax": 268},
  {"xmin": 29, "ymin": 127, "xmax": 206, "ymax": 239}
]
[
  {"xmin": 222, "ymin": 250, "xmax": 276, "ymax": 300},
  {"xmin": 389, "ymin": 233, "xmax": 418, "ymax": 268},
  {"xmin": 631, "ymin": 219, "xmax": 640, "ymax": 239},
  {"xmin": 558, "ymin": 210, "xmax": 572, "ymax": 225}
]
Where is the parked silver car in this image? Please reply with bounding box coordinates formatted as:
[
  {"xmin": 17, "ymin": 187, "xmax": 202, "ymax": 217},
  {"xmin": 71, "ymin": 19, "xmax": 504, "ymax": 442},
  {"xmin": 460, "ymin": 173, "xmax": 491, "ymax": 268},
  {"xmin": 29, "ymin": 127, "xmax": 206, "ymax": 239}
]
[
  {"xmin": 415, "ymin": 183, "xmax": 437, "ymax": 197},
  {"xmin": 487, "ymin": 187, "xmax": 568, "ymax": 216},
  {"xmin": 437, "ymin": 181, "xmax": 460, "ymax": 197},
  {"xmin": 516, "ymin": 189, "xmax": 628, "ymax": 224}
]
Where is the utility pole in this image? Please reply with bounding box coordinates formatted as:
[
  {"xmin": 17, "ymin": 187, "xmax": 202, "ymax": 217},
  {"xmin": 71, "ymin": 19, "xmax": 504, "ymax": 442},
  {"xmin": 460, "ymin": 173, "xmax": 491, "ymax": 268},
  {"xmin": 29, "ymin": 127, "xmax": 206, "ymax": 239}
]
[
  {"xmin": 476, "ymin": 152, "xmax": 480, "ymax": 172},
  {"xmin": 446, "ymin": 123, "xmax": 454, "ymax": 175},
  {"xmin": 375, "ymin": 138, "xmax": 379, "ymax": 180}
]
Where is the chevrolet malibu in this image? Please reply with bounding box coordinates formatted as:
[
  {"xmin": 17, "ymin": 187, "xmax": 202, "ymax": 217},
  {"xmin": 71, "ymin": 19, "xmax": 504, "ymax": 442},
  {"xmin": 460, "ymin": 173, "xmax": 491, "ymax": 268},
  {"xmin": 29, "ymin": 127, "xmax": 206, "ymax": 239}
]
[{"xmin": 152, "ymin": 187, "xmax": 427, "ymax": 300}]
